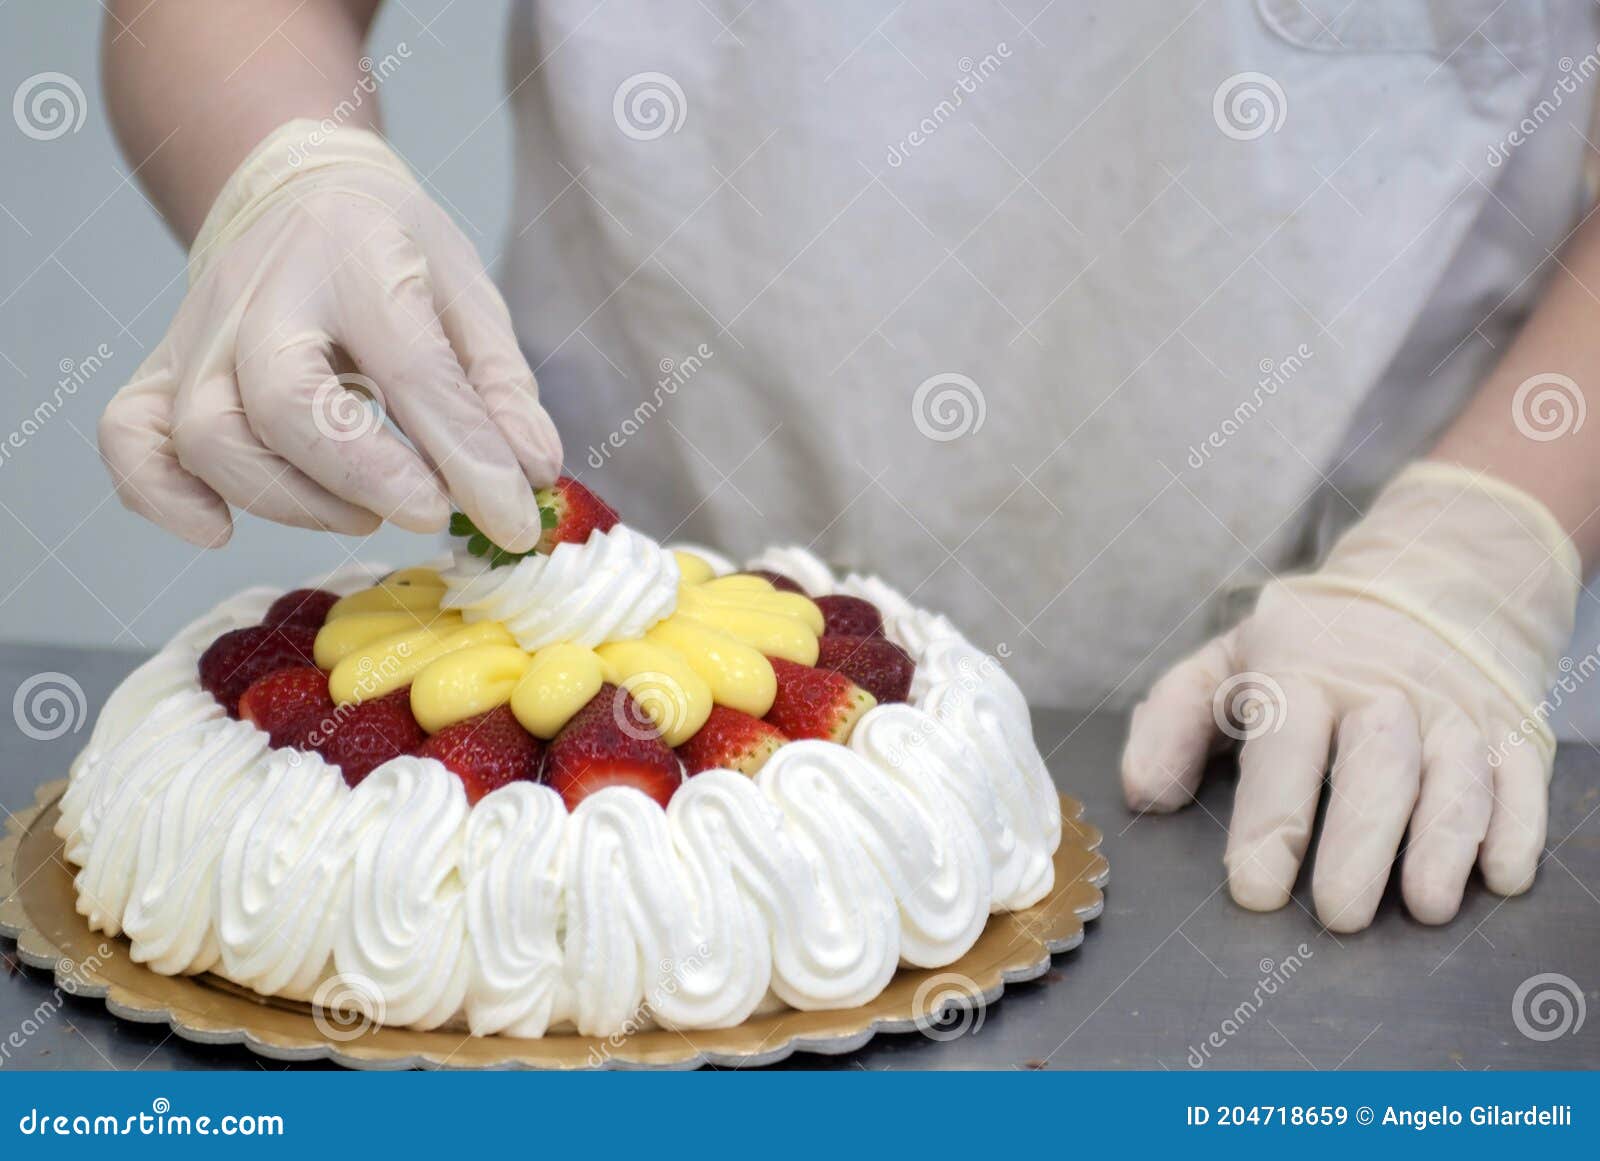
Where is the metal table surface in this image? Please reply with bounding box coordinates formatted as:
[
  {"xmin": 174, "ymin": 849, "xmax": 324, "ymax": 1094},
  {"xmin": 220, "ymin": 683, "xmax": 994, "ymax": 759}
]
[{"xmin": 2, "ymin": 642, "xmax": 1596, "ymax": 1072}]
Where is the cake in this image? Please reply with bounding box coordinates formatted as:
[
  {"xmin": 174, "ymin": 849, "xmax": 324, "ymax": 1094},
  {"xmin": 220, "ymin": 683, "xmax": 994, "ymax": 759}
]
[{"xmin": 56, "ymin": 478, "xmax": 1062, "ymax": 1038}]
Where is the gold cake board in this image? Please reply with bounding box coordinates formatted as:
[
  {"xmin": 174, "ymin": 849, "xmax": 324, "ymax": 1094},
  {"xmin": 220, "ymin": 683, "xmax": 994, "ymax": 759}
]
[{"xmin": 2, "ymin": 780, "xmax": 1108, "ymax": 1070}]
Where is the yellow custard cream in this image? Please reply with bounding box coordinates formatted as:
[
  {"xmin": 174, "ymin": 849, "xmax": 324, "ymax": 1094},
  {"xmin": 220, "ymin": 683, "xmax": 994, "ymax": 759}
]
[
  {"xmin": 593, "ymin": 639, "xmax": 713, "ymax": 746},
  {"xmin": 325, "ymin": 621, "xmax": 514, "ymax": 705},
  {"xmin": 411, "ymin": 644, "xmax": 532, "ymax": 734},
  {"xmin": 645, "ymin": 617, "xmax": 776, "ymax": 718},
  {"xmin": 671, "ymin": 549, "xmax": 718, "ymax": 586},
  {"xmin": 326, "ymin": 577, "xmax": 446, "ymax": 619},
  {"xmin": 313, "ymin": 610, "xmax": 462, "ymax": 669},
  {"xmin": 509, "ymin": 643, "xmax": 605, "ymax": 738},
  {"xmin": 314, "ymin": 549, "xmax": 822, "ymax": 741}
]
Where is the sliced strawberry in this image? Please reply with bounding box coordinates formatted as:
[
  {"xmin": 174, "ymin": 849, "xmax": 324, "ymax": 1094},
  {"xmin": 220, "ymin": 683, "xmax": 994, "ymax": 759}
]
[
  {"xmin": 763, "ymin": 657, "xmax": 876, "ymax": 743},
  {"xmin": 743, "ymin": 569, "xmax": 808, "ymax": 596},
  {"xmin": 677, "ymin": 705, "xmax": 788, "ymax": 777},
  {"xmin": 814, "ymin": 636, "xmax": 914, "ymax": 704},
  {"xmin": 311, "ymin": 687, "xmax": 426, "ymax": 788},
  {"xmin": 262, "ymin": 588, "xmax": 340, "ymax": 629},
  {"xmin": 814, "ymin": 594, "xmax": 884, "ymax": 638},
  {"xmin": 542, "ymin": 684, "xmax": 682, "ymax": 810},
  {"xmin": 535, "ymin": 476, "xmax": 620, "ymax": 554},
  {"xmin": 238, "ymin": 666, "xmax": 337, "ymax": 747},
  {"xmin": 198, "ymin": 624, "xmax": 321, "ymax": 716},
  {"xmin": 418, "ymin": 705, "xmax": 545, "ymax": 804}
]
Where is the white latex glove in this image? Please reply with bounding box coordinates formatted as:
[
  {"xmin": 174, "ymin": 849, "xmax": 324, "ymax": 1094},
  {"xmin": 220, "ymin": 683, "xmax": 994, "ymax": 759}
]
[
  {"xmin": 1122, "ymin": 463, "xmax": 1580, "ymax": 932},
  {"xmin": 99, "ymin": 119, "xmax": 562, "ymax": 550}
]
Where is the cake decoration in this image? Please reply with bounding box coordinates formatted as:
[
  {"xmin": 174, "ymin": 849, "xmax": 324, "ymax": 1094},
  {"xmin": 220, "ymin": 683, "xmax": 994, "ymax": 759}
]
[{"xmin": 55, "ymin": 476, "xmax": 1063, "ymax": 1038}]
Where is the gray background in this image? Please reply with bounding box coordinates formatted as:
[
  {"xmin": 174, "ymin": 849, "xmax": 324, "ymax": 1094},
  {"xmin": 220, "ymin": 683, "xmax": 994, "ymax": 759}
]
[{"xmin": 0, "ymin": 1, "xmax": 510, "ymax": 655}]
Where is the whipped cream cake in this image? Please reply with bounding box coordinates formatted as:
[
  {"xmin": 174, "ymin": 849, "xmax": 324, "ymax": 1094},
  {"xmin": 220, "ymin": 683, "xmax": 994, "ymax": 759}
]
[{"xmin": 56, "ymin": 478, "xmax": 1063, "ymax": 1038}]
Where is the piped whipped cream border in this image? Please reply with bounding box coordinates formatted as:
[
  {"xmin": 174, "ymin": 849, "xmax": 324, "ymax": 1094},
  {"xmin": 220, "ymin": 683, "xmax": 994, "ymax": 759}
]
[{"xmin": 54, "ymin": 543, "xmax": 1061, "ymax": 1038}]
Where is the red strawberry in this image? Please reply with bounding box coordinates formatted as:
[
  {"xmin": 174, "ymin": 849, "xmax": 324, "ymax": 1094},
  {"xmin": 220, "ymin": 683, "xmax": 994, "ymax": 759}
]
[
  {"xmin": 262, "ymin": 588, "xmax": 339, "ymax": 629},
  {"xmin": 743, "ymin": 569, "xmax": 808, "ymax": 597},
  {"xmin": 542, "ymin": 684, "xmax": 682, "ymax": 810},
  {"xmin": 311, "ymin": 688, "xmax": 426, "ymax": 788},
  {"xmin": 814, "ymin": 636, "xmax": 914, "ymax": 704},
  {"xmin": 198, "ymin": 624, "xmax": 320, "ymax": 716},
  {"xmin": 763, "ymin": 657, "xmax": 876, "ymax": 743},
  {"xmin": 535, "ymin": 476, "xmax": 620, "ymax": 554},
  {"xmin": 238, "ymin": 666, "xmax": 336, "ymax": 747},
  {"xmin": 814, "ymin": 594, "xmax": 884, "ymax": 638},
  {"xmin": 417, "ymin": 705, "xmax": 545, "ymax": 804},
  {"xmin": 677, "ymin": 705, "xmax": 788, "ymax": 777}
]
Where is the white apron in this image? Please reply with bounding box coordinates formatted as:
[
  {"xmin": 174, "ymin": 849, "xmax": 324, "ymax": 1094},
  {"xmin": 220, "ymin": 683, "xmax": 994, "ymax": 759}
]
[{"xmin": 499, "ymin": 0, "xmax": 1600, "ymax": 720}]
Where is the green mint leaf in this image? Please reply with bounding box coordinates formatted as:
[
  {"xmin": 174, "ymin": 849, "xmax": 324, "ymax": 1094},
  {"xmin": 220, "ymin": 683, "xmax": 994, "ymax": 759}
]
[{"xmin": 449, "ymin": 507, "xmax": 548, "ymax": 569}]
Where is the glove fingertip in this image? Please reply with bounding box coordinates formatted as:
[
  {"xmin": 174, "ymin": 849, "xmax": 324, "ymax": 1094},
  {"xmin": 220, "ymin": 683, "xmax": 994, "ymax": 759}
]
[
  {"xmin": 391, "ymin": 490, "xmax": 450, "ymax": 534},
  {"xmin": 1120, "ymin": 764, "xmax": 1195, "ymax": 813},
  {"xmin": 1119, "ymin": 703, "xmax": 1206, "ymax": 813},
  {"xmin": 490, "ymin": 506, "xmax": 542, "ymax": 554},
  {"xmin": 177, "ymin": 513, "xmax": 233, "ymax": 550},
  {"xmin": 1228, "ymin": 870, "xmax": 1293, "ymax": 914},
  {"xmin": 513, "ymin": 412, "xmax": 563, "ymax": 489},
  {"xmin": 1312, "ymin": 873, "xmax": 1382, "ymax": 933},
  {"xmin": 1401, "ymin": 882, "xmax": 1464, "ymax": 926},
  {"xmin": 1319, "ymin": 906, "xmax": 1375, "ymax": 935},
  {"xmin": 523, "ymin": 449, "xmax": 562, "ymax": 491},
  {"xmin": 115, "ymin": 475, "xmax": 232, "ymax": 550},
  {"xmin": 1479, "ymin": 850, "xmax": 1538, "ymax": 897}
]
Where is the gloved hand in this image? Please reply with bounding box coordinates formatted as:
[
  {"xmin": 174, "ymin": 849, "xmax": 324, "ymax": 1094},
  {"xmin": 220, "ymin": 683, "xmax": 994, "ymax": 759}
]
[
  {"xmin": 99, "ymin": 119, "xmax": 562, "ymax": 550},
  {"xmin": 1121, "ymin": 462, "xmax": 1580, "ymax": 931}
]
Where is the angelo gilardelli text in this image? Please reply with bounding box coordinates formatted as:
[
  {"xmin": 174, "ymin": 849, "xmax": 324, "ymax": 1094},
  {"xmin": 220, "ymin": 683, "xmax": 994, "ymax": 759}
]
[{"xmin": 1382, "ymin": 1105, "xmax": 1572, "ymax": 1130}]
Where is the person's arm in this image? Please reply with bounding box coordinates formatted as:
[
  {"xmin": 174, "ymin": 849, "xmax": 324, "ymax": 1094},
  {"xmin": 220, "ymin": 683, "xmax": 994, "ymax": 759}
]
[
  {"xmin": 1431, "ymin": 209, "xmax": 1600, "ymax": 569},
  {"xmin": 104, "ymin": 0, "xmax": 382, "ymax": 244},
  {"xmin": 1120, "ymin": 202, "xmax": 1599, "ymax": 932},
  {"xmin": 97, "ymin": 0, "xmax": 562, "ymax": 551}
]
